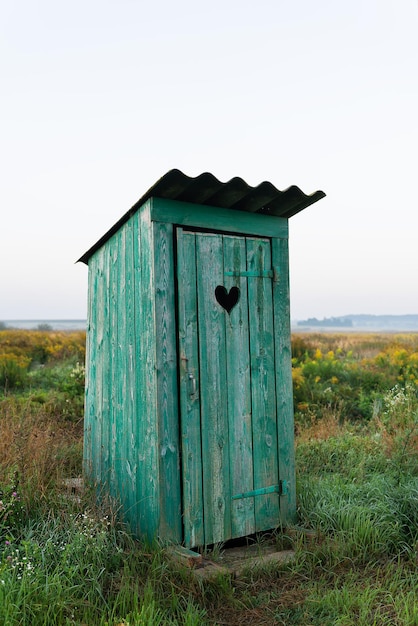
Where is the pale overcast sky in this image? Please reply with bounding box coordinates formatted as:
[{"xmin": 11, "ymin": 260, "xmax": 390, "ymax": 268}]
[{"xmin": 1, "ymin": 0, "xmax": 417, "ymax": 320}]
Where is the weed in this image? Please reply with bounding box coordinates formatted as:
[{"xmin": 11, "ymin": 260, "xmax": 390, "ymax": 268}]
[
  {"xmin": 372, "ymin": 383, "xmax": 418, "ymax": 481},
  {"xmin": 0, "ymin": 354, "xmax": 30, "ymax": 391}
]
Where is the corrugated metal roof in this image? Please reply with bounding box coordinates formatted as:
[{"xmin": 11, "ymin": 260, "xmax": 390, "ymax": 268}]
[{"xmin": 78, "ymin": 169, "xmax": 325, "ymax": 264}]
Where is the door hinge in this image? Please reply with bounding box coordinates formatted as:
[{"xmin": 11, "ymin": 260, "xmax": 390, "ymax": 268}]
[
  {"xmin": 224, "ymin": 267, "xmax": 280, "ymax": 281},
  {"xmin": 232, "ymin": 480, "xmax": 288, "ymax": 500},
  {"xmin": 225, "ymin": 270, "xmax": 273, "ymax": 278}
]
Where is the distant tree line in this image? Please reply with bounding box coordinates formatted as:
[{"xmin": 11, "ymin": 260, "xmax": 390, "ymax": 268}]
[
  {"xmin": 0, "ymin": 322, "xmax": 53, "ymax": 331},
  {"xmin": 297, "ymin": 317, "xmax": 353, "ymax": 327}
]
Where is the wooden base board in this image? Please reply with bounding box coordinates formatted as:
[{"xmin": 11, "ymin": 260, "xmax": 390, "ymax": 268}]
[{"xmin": 167, "ymin": 543, "xmax": 295, "ymax": 580}]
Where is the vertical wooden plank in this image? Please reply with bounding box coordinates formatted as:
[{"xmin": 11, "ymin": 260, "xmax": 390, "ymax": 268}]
[
  {"xmin": 223, "ymin": 236, "xmax": 255, "ymax": 538},
  {"xmin": 100, "ymin": 241, "xmax": 111, "ymax": 490},
  {"xmin": 83, "ymin": 252, "xmax": 99, "ymax": 481},
  {"xmin": 108, "ymin": 232, "xmax": 119, "ymax": 496},
  {"xmin": 132, "ymin": 203, "xmax": 160, "ymax": 538},
  {"xmin": 85, "ymin": 245, "xmax": 112, "ymax": 494},
  {"xmin": 196, "ymin": 233, "xmax": 231, "ymax": 545},
  {"xmin": 115, "ymin": 227, "xmax": 127, "ymax": 511},
  {"xmin": 93, "ymin": 247, "xmax": 105, "ymax": 488},
  {"xmin": 247, "ymin": 237, "xmax": 280, "ymax": 531},
  {"xmin": 123, "ymin": 216, "xmax": 137, "ymax": 524},
  {"xmin": 272, "ymin": 236, "xmax": 296, "ymax": 525},
  {"xmin": 177, "ymin": 229, "xmax": 204, "ymax": 548},
  {"xmin": 131, "ymin": 210, "xmax": 143, "ymax": 537},
  {"xmin": 154, "ymin": 221, "xmax": 182, "ymax": 543}
]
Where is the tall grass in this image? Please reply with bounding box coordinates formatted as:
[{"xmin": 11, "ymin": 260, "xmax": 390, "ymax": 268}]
[
  {"xmin": 0, "ymin": 505, "xmax": 208, "ymax": 625},
  {"xmin": 1, "ymin": 330, "xmax": 418, "ymax": 624}
]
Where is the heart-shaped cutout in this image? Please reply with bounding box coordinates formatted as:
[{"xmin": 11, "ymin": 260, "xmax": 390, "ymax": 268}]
[{"xmin": 215, "ymin": 285, "xmax": 240, "ymax": 314}]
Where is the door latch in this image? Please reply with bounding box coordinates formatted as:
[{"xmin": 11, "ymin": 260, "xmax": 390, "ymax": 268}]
[{"xmin": 187, "ymin": 372, "xmax": 197, "ymax": 397}]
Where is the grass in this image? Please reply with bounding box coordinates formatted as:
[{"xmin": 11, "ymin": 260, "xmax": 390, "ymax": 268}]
[{"xmin": 1, "ymin": 330, "xmax": 418, "ymax": 624}]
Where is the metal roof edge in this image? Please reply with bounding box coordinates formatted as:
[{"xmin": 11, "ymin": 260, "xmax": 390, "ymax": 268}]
[{"xmin": 77, "ymin": 169, "xmax": 326, "ymax": 264}]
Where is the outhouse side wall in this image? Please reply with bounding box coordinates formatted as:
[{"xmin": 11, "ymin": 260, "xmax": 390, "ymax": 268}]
[{"xmin": 84, "ymin": 201, "xmax": 182, "ymax": 541}]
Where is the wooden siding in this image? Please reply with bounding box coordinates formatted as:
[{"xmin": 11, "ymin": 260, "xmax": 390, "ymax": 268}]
[
  {"xmin": 177, "ymin": 229, "xmax": 204, "ymax": 547},
  {"xmin": 132, "ymin": 205, "xmax": 160, "ymax": 537},
  {"xmin": 196, "ymin": 233, "xmax": 231, "ymax": 545},
  {"xmin": 223, "ymin": 236, "xmax": 255, "ymax": 539},
  {"xmin": 246, "ymin": 238, "xmax": 280, "ymax": 531},
  {"xmin": 154, "ymin": 221, "xmax": 182, "ymax": 541}
]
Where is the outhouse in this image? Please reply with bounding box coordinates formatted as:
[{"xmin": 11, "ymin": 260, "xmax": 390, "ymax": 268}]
[{"xmin": 79, "ymin": 170, "xmax": 325, "ymax": 548}]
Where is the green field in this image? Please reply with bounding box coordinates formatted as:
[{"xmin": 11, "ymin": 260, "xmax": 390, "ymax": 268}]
[{"xmin": 1, "ymin": 330, "xmax": 418, "ymax": 625}]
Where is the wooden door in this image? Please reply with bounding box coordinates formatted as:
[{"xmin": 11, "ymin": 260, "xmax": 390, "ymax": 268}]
[{"xmin": 177, "ymin": 228, "xmax": 281, "ymax": 547}]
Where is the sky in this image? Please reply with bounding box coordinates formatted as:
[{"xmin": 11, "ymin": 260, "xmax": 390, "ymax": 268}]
[{"xmin": 1, "ymin": 0, "xmax": 417, "ymax": 321}]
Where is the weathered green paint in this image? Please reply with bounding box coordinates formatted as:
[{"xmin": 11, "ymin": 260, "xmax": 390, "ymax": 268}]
[
  {"xmin": 83, "ymin": 193, "xmax": 298, "ymax": 548},
  {"xmin": 223, "ymin": 235, "xmax": 255, "ymax": 539},
  {"xmin": 123, "ymin": 217, "xmax": 136, "ymax": 522},
  {"xmin": 134, "ymin": 205, "xmax": 160, "ymax": 537},
  {"xmin": 247, "ymin": 238, "xmax": 280, "ymax": 531},
  {"xmin": 83, "ymin": 251, "xmax": 98, "ymax": 480},
  {"xmin": 99, "ymin": 244, "xmax": 108, "ymax": 485},
  {"xmin": 177, "ymin": 229, "xmax": 204, "ymax": 548},
  {"xmin": 115, "ymin": 227, "xmax": 125, "ymax": 506},
  {"xmin": 197, "ymin": 233, "xmax": 231, "ymax": 545},
  {"xmin": 109, "ymin": 230, "xmax": 119, "ymax": 496},
  {"xmin": 154, "ymin": 221, "xmax": 182, "ymax": 541}
]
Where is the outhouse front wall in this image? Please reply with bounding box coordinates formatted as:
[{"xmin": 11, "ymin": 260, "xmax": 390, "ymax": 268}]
[{"xmin": 84, "ymin": 197, "xmax": 296, "ymax": 545}]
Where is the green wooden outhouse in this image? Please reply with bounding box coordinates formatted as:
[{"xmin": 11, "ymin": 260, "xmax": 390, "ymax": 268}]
[{"xmin": 79, "ymin": 170, "xmax": 325, "ymax": 548}]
